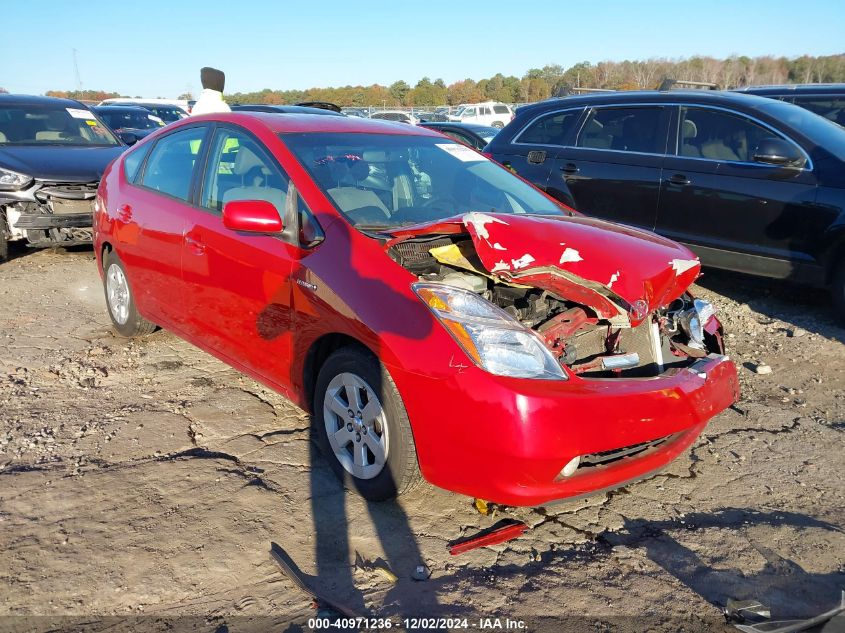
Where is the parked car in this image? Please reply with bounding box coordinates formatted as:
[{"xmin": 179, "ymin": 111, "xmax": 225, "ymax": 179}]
[
  {"xmin": 99, "ymin": 100, "xmax": 189, "ymax": 123},
  {"xmin": 449, "ymin": 101, "xmax": 514, "ymax": 128},
  {"xmin": 230, "ymin": 104, "xmax": 342, "ymax": 116},
  {"xmin": 94, "ymin": 112, "xmax": 738, "ymax": 506},
  {"xmin": 342, "ymin": 108, "xmax": 370, "ymax": 118},
  {"xmin": 370, "ymin": 110, "xmax": 418, "ymax": 125},
  {"xmin": 733, "ymin": 84, "xmax": 845, "ymax": 127},
  {"xmin": 485, "ymin": 90, "xmax": 845, "ymax": 317},
  {"xmin": 418, "ymin": 121, "xmax": 500, "ymax": 150},
  {"xmin": 92, "ymin": 105, "xmax": 166, "ymax": 142},
  {"xmin": 0, "ymin": 95, "xmax": 126, "ymax": 260}
]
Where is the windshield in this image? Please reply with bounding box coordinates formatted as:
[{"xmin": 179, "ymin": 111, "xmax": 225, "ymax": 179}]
[
  {"xmin": 0, "ymin": 104, "xmax": 120, "ymax": 146},
  {"xmin": 145, "ymin": 106, "xmax": 187, "ymax": 123},
  {"xmin": 451, "ymin": 107, "xmax": 465, "ymax": 117},
  {"xmin": 98, "ymin": 110, "xmax": 164, "ymax": 131},
  {"xmin": 280, "ymin": 132, "xmax": 565, "ymax": 229},
  {"xmin": 755, "ymin": 98, "xmax": 845, "ymax": 161}
]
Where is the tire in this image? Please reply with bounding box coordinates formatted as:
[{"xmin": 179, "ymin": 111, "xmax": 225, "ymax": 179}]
[
  {"xmin": 832, "ymin": 259, "xmax": 845, "ymax": 322},
  {"xmin": 492, "ymin": 121, "xmax": 504, "ymax": 128},
  {"xmin": 314, "ymin": 346, "xmax": 421, "ymax": 501},
  {"xmin": 102, "ymin": 249, "xmax": 156, "ymax": 337},
  {"xmin": 0, "ymin": 216, "xmax": 8, "ymax": 262}
]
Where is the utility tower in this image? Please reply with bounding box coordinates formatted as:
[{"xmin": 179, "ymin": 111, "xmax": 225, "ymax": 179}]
[{"xmin": 72, "ymin": 48, "xmax": 83, "ymax": 92}]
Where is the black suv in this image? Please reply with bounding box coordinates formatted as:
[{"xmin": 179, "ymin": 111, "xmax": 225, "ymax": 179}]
[
  {"xmin": 485, "ymin": 90, "xmax": 845, "ymax": 315},
  {"xmin": 733, "ymin": 84, "xmax": 845, "ymax": 127}
]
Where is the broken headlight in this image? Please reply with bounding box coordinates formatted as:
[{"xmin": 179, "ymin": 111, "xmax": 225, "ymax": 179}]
[
  {"xmin": 413, "ymin": 282, "xmax": 567, "ymax": 380},
  {"xmin": 0, "ymin": 167, "xmax": 32, "ymax": 191},
  {"xmin": 676, "ymin": 298, "xmax": 716, "ymax": 351}
]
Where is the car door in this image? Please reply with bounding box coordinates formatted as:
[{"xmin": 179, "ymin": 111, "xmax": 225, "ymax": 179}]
[
  {"xmin": 180, "ymin": 124, "xmax": 303, "ymax": 390},
  {"xmin": 547, "ymin": 104, "xmax": 670, "ymax": 230},
  {"xmin": 119, "ymin": 124, "xmax": 209, "ymax": 325},
  {"xmin": 491, "ymin": 107, "xmax": 583, "ymax": 198},
  {"xmin": 655, "ymin": 105, "xmax": 819, "ymax": 278}
]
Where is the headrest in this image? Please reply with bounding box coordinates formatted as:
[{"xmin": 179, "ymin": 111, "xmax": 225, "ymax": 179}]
[
  {"xmin": 233, "ymin": 145, "xmax": 267, "ymax": 175},
  {"xmin": 201, "ymin": 67, "xmax": 225, "ymax": 92},
  {"xmin": 682, "ymin": 119, "xmax": 698, "ymax": 140},
  {"xmin": 349, "ymin": 159, "xmax": 369, "ymax": 180},
  {"xmin": 362, "ymin": 150, "xmax": 388, "ymax": 162}
]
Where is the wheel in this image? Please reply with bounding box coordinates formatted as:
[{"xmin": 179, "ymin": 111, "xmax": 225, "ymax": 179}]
[
  {"xmin": 0, "ymin": 210, "xmax": 8, "ymax": 262},
  {"xmin": 102, "ymin": 250, "xmax": 156, "ymax": 337},
  {"xmin": 314, "ymin": 347, "xmax": 421, "ymax": 501},
  {"xmin": 492, "ymin": 121, "xmax": 504, "ymax": 128},
  {"xmin": 832, "ymin": 259, "xmax": 845, "ymax": 321}
]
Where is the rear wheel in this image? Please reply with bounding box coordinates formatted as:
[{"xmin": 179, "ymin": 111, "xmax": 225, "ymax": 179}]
[
  {"xmin": 492, "ymin": 121, "xmax": 504, "ymax": 128},
  {"xmin": 102, "ymin": 250, "xmax": 156, "ymax": 337},
  {"xmin": 314, "ymin": 347, "xmax": 421, "ymax": 501}
]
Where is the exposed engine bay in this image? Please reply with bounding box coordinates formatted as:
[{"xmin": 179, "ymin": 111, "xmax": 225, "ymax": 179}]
[{"xmin": 390, "ymin": 234, "xmax": 724, "ymax": 378}]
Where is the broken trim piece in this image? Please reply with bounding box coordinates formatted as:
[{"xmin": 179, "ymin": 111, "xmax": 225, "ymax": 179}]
[{"xmin": 448, "ymin": 519, "xmax": 529, "ymax": 555}]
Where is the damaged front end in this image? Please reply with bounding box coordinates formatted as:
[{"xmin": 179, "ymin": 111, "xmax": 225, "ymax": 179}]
[
  {"xmin": 1, "ymin": 181, "xmax": 98, "ymax": 248},
  {"xmin": 389, "ymin": 212, "xmax": 726, "ymax": 380}
]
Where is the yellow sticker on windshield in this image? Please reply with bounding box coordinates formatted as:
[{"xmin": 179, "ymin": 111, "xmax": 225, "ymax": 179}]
[{"xmin": 85, "ymin": 120, "xmax": 97, "ymax": 126}]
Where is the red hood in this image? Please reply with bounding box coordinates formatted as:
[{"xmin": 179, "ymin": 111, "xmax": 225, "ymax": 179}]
[{"xmin": 388, "ymin": 213, "xmax": 700, "ymax": 326}]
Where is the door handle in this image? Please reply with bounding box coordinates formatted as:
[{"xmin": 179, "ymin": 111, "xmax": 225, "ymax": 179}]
[
  {"xmin": 560, "ymin": 163, "xmax": 579, "ymax": 174},
  {"xmin": 184, "ymin": 234, "xmax": 206, "ymax": 255},
  {"xmin": 666, "ymin": 173, "xmax": 690, "ymax": 185}
]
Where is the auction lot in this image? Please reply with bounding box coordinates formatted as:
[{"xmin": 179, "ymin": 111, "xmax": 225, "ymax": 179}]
[{"xmin": 0, "ymin": 243, "xmax": 843, "ymax": 631}]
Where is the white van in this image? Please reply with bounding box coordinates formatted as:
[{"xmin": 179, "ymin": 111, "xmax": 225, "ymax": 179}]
[{"xmin": 448, "ymin": 101, "xmax": 514, "ymax": 128}]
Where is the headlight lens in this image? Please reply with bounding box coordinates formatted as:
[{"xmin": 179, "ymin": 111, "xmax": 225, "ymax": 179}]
[
  {"xmin": 413, "ymin": 282, "xmax": 567, "ymax": 380},
  {"xmin": 0, "ymin": 167, "xmax": 33, "ymax": 191}
]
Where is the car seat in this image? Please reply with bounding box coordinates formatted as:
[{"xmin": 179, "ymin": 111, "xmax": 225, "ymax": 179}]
[
  {"xmin": 681, "ymin": 119, "xmax": 701, "ymax": 157},
  {"xmin": 222, "ymin": 145, "xmax": 287, "ymax": 210}
]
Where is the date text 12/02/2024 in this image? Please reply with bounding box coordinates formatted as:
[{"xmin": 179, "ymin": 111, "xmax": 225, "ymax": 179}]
[{"xmin": 308, "ymin": 617, "xmax": 527, "ymax": 630}]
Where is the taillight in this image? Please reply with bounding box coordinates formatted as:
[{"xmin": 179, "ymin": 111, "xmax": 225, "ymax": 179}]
[{"xmin": 482, "ymin": 151, "xmax": 493, "ymax": 160}]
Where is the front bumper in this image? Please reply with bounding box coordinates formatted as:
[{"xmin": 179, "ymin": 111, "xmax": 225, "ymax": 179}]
[
  {"xmin": 13, "ymin": 212, "xmax": 92, "ymax": 230},
  {"xmin": 390, "ymin": 353, "xmax": 739, "ymax": 506}
]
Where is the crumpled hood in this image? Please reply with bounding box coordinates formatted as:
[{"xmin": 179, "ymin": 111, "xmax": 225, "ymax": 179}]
[
  {"xmin": 0, "ymin": 145, "xmax": 125, "ymax": 183},
  {"xmin": 388, "ymin": 212, "xmax": 701, "ymax": 326}
]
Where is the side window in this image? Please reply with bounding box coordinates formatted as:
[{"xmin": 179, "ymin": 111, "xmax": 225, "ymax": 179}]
[
  {"xmin": 202, "ymin": 127, "xmax": 323, "ymax": 247},
  {"xmin": 464, "ymin": 108, "xmax": 476, "ymax": 117},
  {"xmin": 577, "ymin": 107, "xmax": 663, "ymax": 153},
  {"xmin": 123, "ymin": 143, "xmax": 151, "ymax": 183},
  {"xmin": 201, "ymin": 127, "xmax": 288, "ymax": 213},
  {"xmin": 493, "ymin": 105, "xmax": 509, "ymax": 114},
  {"xmin": 678, "ymin": 107, "xmax": 795, "ymax": 162},
  {"xmin": 517, "ymin": 110, "xmax": 579, "ymax": 145},
  {"xmin": 141, "ymin": 126, "xmax": 206, "ymax": 201}
]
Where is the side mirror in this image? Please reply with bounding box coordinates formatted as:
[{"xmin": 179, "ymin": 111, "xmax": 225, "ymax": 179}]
[
  {"xmin": 119, "ymin": 131, "xmax": 138, "ymax": 146},
  {"xmin": 222, "ymin": 199, "xmax": 284, "ymax": 234},
  {"xmin": 752, "ymin": 138, "xmax": 805, "ymax": 168}
]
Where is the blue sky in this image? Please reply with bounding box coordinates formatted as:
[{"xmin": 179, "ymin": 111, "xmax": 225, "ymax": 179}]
[{"xmin": 2, "ymin": 0, "xmax": 843, "ymax": 97}]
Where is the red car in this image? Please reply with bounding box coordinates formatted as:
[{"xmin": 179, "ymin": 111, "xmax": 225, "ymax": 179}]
[{"xmin": 94, "ymin": 112, "xmax": 739, "ymax": 507}]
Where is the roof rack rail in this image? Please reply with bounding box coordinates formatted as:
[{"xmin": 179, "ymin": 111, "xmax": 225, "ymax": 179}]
[
  {"xmin": 658, "ymin": 78, "xmax": 720, "ymax": 91},
  {"xmin": 554, "ymin": 86, "xmax": 617, "ymax": 98}
]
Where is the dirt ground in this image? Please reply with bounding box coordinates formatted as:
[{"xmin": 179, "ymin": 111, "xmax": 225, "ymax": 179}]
[{"xmin": 0, "ymin": 243, "xmax": 843, "ymax": 633}]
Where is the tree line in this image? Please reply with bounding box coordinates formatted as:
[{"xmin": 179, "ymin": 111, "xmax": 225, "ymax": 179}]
[{"xmin": 39, "ymin": 53, "xmax": 845, "ymax": 108}]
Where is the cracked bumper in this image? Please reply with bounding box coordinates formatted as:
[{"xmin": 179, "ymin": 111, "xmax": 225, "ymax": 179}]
[{"xmin": 391, "ymin": 354, "xmax": 739, "ymax": 507}]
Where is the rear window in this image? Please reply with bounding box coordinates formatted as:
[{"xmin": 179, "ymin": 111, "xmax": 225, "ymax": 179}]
[
  {"xmin": 791, "ymin": 97, "xmax": 845, "ymax": 126},
  {"xmin": 493, "ymin": 105, "xmax": 510, "ymax": 114}
]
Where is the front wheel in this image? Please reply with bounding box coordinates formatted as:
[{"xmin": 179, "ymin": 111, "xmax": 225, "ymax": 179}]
[
  {"xmin": 314, "ymin": 347, "xmax": 421, "ymax": 501},
  {"xmin": 102, "ymin": 250, "xmax": 156, "ymax": 337},
  {"xmin": 832, "ymin": 259, "xmax": 845, "ymax": 322}
]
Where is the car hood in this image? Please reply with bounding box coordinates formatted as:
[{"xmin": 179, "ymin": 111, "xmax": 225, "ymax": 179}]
[
  {"xmin": 0, "ymin": 145, "xmax": 126, "ymax": 182},
  {"xmin": 387, "ymin": 212, "xmax": 701, "ymax": 326}
]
